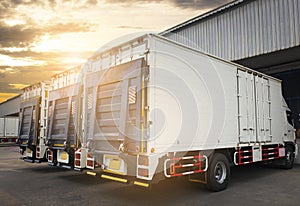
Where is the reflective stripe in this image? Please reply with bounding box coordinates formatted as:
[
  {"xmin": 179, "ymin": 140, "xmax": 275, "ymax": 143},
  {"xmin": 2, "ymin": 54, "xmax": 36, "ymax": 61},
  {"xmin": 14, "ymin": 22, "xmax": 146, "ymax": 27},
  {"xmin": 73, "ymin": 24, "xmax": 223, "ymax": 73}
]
[
  {"xmin": 86, "ymin": 171, "xmax": 97, "ymax": 176},
  {"xmin": 103, "ymin": 169, "xmax": 124, "ymax": 176},
  {"xmin": 134, "ymin": 181, "xmax": 150, "ymax": 187},
  {"xmin": 101, "ymin": 174, "xmax": 128, "ymax": 183},
  {"xmin": 54, "ymin": 144, "xmax": 64, "ymax": 147}
]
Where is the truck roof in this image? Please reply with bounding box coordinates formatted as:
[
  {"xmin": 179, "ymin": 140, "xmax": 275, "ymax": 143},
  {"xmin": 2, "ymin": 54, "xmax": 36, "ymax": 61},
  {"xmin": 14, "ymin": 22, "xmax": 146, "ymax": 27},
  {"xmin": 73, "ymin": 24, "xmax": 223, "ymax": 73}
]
[{"xmin": 88, "ymin": 33, "xmax": 281, "ymax": 82}]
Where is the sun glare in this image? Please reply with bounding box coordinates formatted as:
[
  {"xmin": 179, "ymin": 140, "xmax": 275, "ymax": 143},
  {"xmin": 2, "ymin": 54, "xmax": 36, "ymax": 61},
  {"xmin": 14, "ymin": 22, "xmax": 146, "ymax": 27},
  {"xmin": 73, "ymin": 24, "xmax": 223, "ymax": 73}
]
[
  {"xmin": 4, "ymin": 19, "xmax": 26, "ymax": 27},
  {"xmin": 0, "ymin": 54, "xmax": 45, "ymax": 67},
  {"xmin": 2, "ymin": 47, "xmax": 28, "ymax": 52},
  {"xmin": 31, "ymin": 35, "xmax": 63, "ymax": 52},
  {"xmin": 17, "ymin": 6, "xmax": 54, "ymax": 24}
]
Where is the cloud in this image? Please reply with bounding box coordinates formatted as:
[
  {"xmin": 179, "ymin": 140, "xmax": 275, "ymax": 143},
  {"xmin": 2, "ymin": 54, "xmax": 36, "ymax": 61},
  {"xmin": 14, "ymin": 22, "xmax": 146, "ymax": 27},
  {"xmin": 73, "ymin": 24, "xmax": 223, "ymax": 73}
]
[
  {"xmin": 0, "ymin": 0, "xmax": 99, "ymax": 9},
  {"xmin": 0, "ymin": 21, "xmax": 95, "ymax": 48},
  {"xmin": 1, "ymin": 0, "xmax": 48, "ymax": 8},
  {"xmin": 0, "ymin": 22, "xmax": 42, "ymax": 47},
  {"xmin": 0, "ymin": 65, "xmax": 61, "ymax": 93},
  {"xmin": 116, "ymin": 25, "xmax": 145, "ymax": 30},
  {"xmin": 45, "ymin": 22, "xmax": 95, "ymax": 34},
  {"xmin": 0, "ymin": 67, "xmax": 19, "ymax": 75},
  {"xmin": 86, "ymin": 0, "xmax": 98, "ymax": 5},
  {"xmin": 172, "ymin": 0, "xmax": 233, "ymax": 9},
  {"xmin": 0, "ymin": 49, "xmax": 91, "ymax": 94},
  {"xmin": 104, "ymin": 0, "xmax": 232, "ymax": 9},
  {"xmin": 0, "ymin": 49, "xmax": 92, "ymax": 64},
  {"xmin": 0, "ymin": 82, "xmax": 23, "ymax": 93},
  {"xmin": 8, "ymin": 83, "xmax": 29, "ymax": 90}
]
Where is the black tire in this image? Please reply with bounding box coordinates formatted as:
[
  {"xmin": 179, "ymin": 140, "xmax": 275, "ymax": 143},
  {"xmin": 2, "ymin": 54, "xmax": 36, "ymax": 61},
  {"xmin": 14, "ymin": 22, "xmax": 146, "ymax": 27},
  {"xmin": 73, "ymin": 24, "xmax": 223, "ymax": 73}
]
[
  {"xmin": 206, "ymin": 153, "xmax": 230, "ymax": 192},
  {"xmin": 281, "ymin": 145, "xmax": 295, "ymax": 169}
]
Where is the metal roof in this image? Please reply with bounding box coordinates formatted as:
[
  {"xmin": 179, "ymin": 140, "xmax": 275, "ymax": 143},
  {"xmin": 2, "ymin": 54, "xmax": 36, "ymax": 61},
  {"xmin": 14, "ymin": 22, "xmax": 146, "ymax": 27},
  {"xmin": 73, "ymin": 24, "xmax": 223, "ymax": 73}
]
[
  {"xmin": 0, "ymin": 95, "xmax": 20, "ymax": 117},
  {"xmin": 160, "ymin": 0, "xmax": 300, "ymax": 62},
  {"xmin": 160, "ymin": 0, "xmax": 247, "ymax": 35}
]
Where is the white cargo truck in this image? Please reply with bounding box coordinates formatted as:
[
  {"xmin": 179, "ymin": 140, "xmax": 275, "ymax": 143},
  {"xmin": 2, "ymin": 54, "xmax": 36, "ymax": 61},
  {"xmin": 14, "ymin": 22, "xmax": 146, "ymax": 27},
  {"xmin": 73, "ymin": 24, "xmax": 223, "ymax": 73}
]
[
  {"xmin": 81, "ymin": 33, "xmax": 297, "ymax": 191},
  {"xmin": 46, "ymin": 67, "xmax": 82, "ymax": 169},
  {"xmin": 0, "ymin": 117, "xmax": 19, "ymax": 142},
  {"xmin": 18, "ymin": 82, "xmax": 50, "ymax": 162}
]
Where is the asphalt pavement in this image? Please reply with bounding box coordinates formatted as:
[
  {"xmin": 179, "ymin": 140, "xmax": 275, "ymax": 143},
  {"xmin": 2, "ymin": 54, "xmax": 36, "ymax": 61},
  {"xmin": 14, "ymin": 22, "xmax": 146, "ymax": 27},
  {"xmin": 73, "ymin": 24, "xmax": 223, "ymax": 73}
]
[{"xmin": 1, "ymin": 143, "xmax": 300, "ymax": 206}]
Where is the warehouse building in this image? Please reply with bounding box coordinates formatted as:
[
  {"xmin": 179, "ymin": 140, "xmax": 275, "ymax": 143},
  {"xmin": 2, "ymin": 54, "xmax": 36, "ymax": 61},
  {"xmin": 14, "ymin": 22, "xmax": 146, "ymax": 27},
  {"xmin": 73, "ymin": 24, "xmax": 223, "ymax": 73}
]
[
  {"xmin": 161, "ymin": 0, "xmax": 300, "ymax": 130},
  {"xmin": 0, "ymin": 95, "xmax": 20, "ymax": 117}
]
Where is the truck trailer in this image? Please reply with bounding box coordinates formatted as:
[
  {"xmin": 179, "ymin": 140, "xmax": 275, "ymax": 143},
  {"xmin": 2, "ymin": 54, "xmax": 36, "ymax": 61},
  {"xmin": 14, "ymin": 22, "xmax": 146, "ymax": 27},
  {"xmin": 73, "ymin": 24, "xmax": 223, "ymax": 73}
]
[
  {"xmin": 46, "ymin": 67, "xmax": 82, "ymax": 169},
  {"xmin": 18, "ymin": 82, "xmax": 50, "ymax": 162},
  {"xmin": 0, "ymin": 117, "xmax": 19, "ymax": 143},
  {"xmin": 83, "ymin": 33, "xmax": 297, "ymax": 191}
]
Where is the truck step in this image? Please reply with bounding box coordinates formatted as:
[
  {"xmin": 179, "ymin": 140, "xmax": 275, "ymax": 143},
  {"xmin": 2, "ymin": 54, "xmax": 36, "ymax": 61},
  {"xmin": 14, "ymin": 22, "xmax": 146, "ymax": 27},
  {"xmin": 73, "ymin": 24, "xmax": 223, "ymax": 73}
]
[
  {"xmin": 234, "ymin": 144, "xmax": 284, "ymax": 165},
  {"xmin": 164, "ymin": 152, "xmax": 208, "ymax": 178}
]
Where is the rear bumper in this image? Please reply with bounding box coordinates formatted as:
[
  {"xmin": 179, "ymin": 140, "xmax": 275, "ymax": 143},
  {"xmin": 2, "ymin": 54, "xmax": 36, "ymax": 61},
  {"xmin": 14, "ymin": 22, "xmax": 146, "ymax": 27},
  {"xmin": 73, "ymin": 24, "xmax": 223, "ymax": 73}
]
[{"xmin": 99, "ymin": 172, "xmax": 151, "ymax": 188}]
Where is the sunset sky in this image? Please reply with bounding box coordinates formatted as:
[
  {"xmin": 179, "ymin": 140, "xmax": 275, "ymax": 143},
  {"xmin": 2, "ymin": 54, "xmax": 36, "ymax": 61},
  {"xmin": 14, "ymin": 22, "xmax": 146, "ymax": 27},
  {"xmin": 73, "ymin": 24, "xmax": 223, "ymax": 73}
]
[{"xmin": 0, "ymin": 0, "xmax": 231, "ymax": 103}]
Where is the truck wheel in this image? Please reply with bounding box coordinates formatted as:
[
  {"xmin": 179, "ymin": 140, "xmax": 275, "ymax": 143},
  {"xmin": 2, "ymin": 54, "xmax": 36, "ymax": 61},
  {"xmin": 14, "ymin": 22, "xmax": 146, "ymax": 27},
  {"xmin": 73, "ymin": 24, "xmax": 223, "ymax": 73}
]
[
  {"xmin": 206, "ymin": 153, "xmax": 230, "ymax": 192},
  {"xmin": 281, "ymin": 145, "xmax": 295, "ymax": 169}
]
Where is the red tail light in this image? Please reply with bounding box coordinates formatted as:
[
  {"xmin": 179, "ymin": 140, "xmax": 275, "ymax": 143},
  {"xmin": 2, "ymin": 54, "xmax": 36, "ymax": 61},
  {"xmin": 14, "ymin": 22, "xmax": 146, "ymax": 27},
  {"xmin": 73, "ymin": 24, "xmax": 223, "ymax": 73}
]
[
  {"xmin": 75, "ymin": 160, "xmax": 81, "ymax": 166},
  {"xmin": 87, "ymin": 160, "xmax": 94, "ymax": 167}
]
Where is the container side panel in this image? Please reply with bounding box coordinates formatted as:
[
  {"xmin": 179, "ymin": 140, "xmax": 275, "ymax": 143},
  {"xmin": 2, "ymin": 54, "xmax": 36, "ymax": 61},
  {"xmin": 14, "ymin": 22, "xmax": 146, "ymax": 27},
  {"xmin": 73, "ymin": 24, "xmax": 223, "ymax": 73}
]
[{"xmin": 149, "ymin": 37, "xmax": 238, "ymax": 152}]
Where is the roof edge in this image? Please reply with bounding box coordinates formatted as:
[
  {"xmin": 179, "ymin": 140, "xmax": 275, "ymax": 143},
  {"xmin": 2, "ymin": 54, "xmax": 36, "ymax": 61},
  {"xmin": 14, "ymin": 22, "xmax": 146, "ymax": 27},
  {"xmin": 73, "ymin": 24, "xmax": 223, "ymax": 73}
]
[{"xmin": 160, "ymin": 0, "xmax": 247, "ymax": 35}]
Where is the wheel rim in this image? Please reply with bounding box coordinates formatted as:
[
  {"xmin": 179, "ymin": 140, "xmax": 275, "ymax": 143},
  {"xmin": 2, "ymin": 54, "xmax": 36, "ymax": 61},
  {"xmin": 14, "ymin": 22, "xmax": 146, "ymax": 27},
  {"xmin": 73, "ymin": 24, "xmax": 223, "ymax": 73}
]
[
  {"xmin": 214, "ymin": 161, "xmax": 227, "ymax": 184},
  {"xmin": 286, "ymin": 151, "xmax": 291, "ymax": 162},
  {"xmin": 286, "ymin": 150, "xmax": 294, "ymax": 164}
]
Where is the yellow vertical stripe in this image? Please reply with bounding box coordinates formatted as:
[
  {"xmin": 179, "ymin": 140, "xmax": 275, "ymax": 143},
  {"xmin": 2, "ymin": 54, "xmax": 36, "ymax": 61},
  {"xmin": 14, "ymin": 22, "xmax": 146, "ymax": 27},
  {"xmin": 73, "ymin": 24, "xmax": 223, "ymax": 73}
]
[{"xmin": 141, "ymin": 76, "xmax": 145, "ymax": 153}]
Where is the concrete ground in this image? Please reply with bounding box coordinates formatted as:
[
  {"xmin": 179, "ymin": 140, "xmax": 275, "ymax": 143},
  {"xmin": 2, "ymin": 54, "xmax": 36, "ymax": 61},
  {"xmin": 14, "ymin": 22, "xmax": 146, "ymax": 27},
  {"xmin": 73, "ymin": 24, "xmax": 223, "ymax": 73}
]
[{"xmin": 1, "ymin": 143, "xmax": 300, "ymax": 206}]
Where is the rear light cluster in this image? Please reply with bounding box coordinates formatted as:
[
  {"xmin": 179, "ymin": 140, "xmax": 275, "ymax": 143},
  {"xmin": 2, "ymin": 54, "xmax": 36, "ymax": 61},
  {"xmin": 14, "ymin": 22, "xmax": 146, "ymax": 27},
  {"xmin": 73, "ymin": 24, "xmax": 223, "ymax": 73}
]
[
  {"xmin": 86, "ymin": 152, "xmax": 95, "ymax": 169},
  {"xmin": 75, "ymin": 160, "xmax": 81, "ymax": 167},
  {"xmin": 36, "ymin": 147, "xmax": 40, "ymax": 158},
  {"xmin": 137, "ymin": 155, "xmax": 150, "ymax": 179},
  {"xmin": 87, "ymin": 159, "xmax": 94, "ymax": 167},
  {"xmin": 138, "ymin": 168, "xmax": 149, "ymax": 177},
  {"xmin": 75, "ymin": 151, "xmax": 81, "ymax": 167},
  {"xmin": 138, "ymin": 155, "xmax": 149, "ymax": 166},
  {"xmin": 47, "ymin": 150, "xmax": 53, "ymax": 162}
]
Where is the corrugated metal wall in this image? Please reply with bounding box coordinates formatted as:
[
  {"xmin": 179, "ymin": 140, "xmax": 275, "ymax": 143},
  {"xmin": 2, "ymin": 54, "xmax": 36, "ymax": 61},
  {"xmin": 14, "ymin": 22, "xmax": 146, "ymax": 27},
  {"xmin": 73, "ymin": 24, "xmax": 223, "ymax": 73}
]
[
  {"xmin": 0, "ymin": 96, "xmax": 20, "ymax": 117},
  {"xmin": 163, "ymin": 0, "xmax": 300, "ymax": 61}
]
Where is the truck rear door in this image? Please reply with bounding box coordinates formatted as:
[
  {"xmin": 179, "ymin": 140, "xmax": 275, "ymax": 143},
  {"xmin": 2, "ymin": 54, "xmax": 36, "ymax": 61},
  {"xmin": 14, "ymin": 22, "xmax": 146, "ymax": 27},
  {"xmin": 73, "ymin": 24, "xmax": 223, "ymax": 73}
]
[
  {"xmin": 255, "ymin": 76, "xmax": 272, "ymax": 142},
  {"xmin": 86, "ymin": 58, "xmax": 147, "ymax": 154},
  {"xmin": 18, "ymin": 98, "xmax": 40, "ymax": 146},
  {"xmin": 237, "ymin": 70, "xmax": 256, "ymax": 143},
  {"xmin": 47, "ymin": 84, "xmax": 79, "ymax": 148}
]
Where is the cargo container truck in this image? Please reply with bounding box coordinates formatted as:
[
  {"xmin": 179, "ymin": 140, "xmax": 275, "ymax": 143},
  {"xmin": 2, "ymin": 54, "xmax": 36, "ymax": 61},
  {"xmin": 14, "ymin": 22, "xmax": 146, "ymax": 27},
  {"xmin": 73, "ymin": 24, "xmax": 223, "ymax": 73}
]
[
  {"xmin": 83, "ymin": 33, "xmax": 297, "ymax": 191},
  {"xmin": 18, "ymin": 82, "xmax": 50, "ymax": 162},
  {"xmin": 46, "ymin": 67, "xmax": 82, "ymax": 169},
  {"xmin": 0, "ymin": 117, "xmax": 19, "ymax": 143}
]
